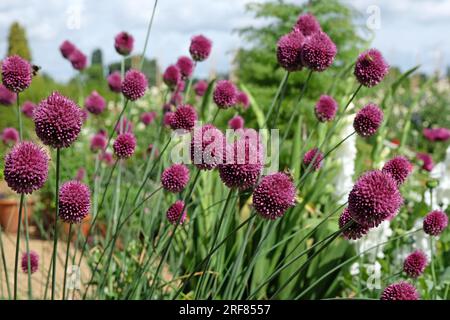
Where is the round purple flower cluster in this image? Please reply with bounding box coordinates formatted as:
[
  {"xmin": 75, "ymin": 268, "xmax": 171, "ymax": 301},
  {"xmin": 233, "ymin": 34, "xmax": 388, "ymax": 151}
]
[
  {"xmin": 90, "ymin": 131, "xmax": 107, "ymax": 152},
  {"xmin": 21, "ymin": 251, "xmax": 39, "ymax": 274},
  {"xmin": 140, "ymin": 111, "xmax": 156, "ymax": 126},
  {"xmin": 60, "ymin": 40, "xmax": 76, "ymax": 59},
  {"xmin": 163, "ymin": 65, "xmax": 181, "ymax": 89},
  {"xmin": 1, "ymin": 127, "xmax": 19, "ymax": 145},
  {"xmin": 114, "ymin": 31, "xmax": 134, "ymax": 56},
  {"xmin": 423, "ymin": 210, "xmax": 448, "ymax": 236},
  {"xmin": 354, "ymin": 48, "xmax": 389, "ymax": 87},
  {"xmin": 338, "ymin": 208, "xmax": 369, "ymax": 240},
  {"xmin": 293, "ymin": 13, "xmax": 322, "ymax": 36},
  {"xmin": 403, "ymin": 250, "xmax": 428, "ymax": 278},
  {"xmin": 301, "ymin": 31, "xmax": 337, "ymax": 72},
  {"xmin": 190, "ymin": 124, "xmax": 225, "ymax": 170},
  {"xmin": 380, "ymin": 282, "xmax": 419, "ymax": 300},
  {"xmin": 213, "ymin": 80, "xmax": 237, "ymax": 109},
  {"xmin": 113, "ymin": 132, "xmax": 136, "ymax": 159},
  {"xmin": 382, "ymin": 156, "xmax": 412, "ymax": 186},
  {"xmin": 0, "ymin": 84, "xmax": 16, "ymax": 105},
  {"xmin": 303, "ymin": 148, "xmax": 324, "ymax": 171},
  {"xmin": 121, "ymin": 69, "xmax": 148, "ymax": 101},
  {"xmin": 21, "ymin": 101, "xmax": 36, "ymax": 118},
  {"xmin": 1, "ymin": 55, "xmax": 32, "ymax": 92},
  {"xmin": 353, "ymin": 103, "xmax": 383, "ymax": 137},
  {"xmin": 68, "ymin": 49, "xmax": 87, "ymax": 71},
  {"xmin": 423, "ymin": 128, "xmax": 450, "ymax": 142},
  {"xmin": 276, "ymin": 32, "xmax": 305, "ymax": 72},
  {"xmin": 107, "ymin": 71, "xmax": 122, "ymax": 93},
  {"xmin": 161, "ymin": 164, "xmax": 190, "ymax": 193},
  {"xmin": 58, "ymin": 180, "xmax": 91, "ymax": 224},
  {"xmin": 176, "ymin": 56, "xmax": 194, "ymax": 79},
  {"xmin": 228, "ymin": 115, "xmax": 245, "ymax": 130},
  {"xmin": 194, "ymin": 80, "xmax": 208, "ymax": 97},
  {"xmin": 189, "ymin": 35, "xmax": 212, "ymax": 62},
  {"xmin": 170, "ymin": 105, "xmax": 198, "ymax": 131},
  {"xmin": 166, "ymin": 200, "xmax": 187, "ymax": 225},
  {"xmin": 236, "ymin": 91, "xmax": 250, "ymax": 109},
  {"xmin": 417, "ymin": 152, "xmax": 434, "ymax": 172},
  {"xmin": 85, "ymin": 91, "xmax": 106, "ymax": 115},
  {"xmin": 315, "ymin": 95, "xmax": 338, "ymax": 122}
]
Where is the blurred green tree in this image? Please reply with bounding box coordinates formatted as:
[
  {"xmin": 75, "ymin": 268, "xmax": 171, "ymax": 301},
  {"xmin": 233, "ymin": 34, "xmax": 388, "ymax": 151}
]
[{"xmin": 7, "ymin": 22, "xmax": 32, "ymax": 61}]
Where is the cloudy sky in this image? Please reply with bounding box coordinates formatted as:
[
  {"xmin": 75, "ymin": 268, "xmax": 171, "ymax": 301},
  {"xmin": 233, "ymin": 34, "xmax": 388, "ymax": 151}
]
[{"xmin": 0, "ymin": 0, "xmax": 449, "ymax": 82}]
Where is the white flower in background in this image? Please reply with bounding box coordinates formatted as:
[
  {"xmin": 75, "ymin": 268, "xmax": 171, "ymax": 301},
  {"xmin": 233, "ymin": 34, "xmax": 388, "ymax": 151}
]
[
  {"xmin": 350, "ymin": 262, "xmax": 360, "ymax": 276},
  {"xmin": 425, "ymin": 144, "xmax": 450, "ymax": 210},
  {"xmin": 365, "ymin": 261, "xmax": 382, "ymax": 290},
  {"xmin": 353, "ymin": 220, "xmax": 393, "ymax": 261},
  {"xmin": 333, "ymin": 111, "xmax": 356, "ymax": 204}
]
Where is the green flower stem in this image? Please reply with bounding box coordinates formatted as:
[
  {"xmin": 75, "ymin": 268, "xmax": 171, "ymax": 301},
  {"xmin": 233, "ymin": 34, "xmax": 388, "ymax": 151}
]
[
  {"xmin": 430, "ymin": 237, "xmax": 437, "ymax": 299},
  {"xmin": 13, "ymin": 193, "xmax": 25, "ymax": 299},
  {"xmin": 262, "ymin": 71, "xmax": 290, "ymax": 129},
  {"xmin": 24, "ymin": 204, "xmax": 32, "ymax": 299},
  {"xmin": 0, "ymin": 227, "xmax": 11, "ymax": 299},
  {"xmin": 139, "ymin": 0, "xmax": 159, "ymax": 70},
  {"xmin": 51, "ymin": 147, "xmax": 61, "ymax": 300},
  {"xmin": 62, "ymin": 223, "xmax": 72, "ymax": 300}
]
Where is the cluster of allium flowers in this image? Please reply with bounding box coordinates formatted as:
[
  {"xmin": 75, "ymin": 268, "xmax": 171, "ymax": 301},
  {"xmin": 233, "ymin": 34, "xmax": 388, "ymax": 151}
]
[
  {"xmin": 382, "ymin": 156, "xmax": 412, "ymax": 186},
  {"xmin": 114, "ymin": 31, "xmax": 134, "ymax": 55},
  {"xmin": 1, "ymin": 127, "xmax": 19, "ymax": 145},
  {"xmin": 100, "ymin": 151, "xmax": 114, "ymax": 166},
  {"xmin": 121, "ymin": 69, "xmax": 148, "ymax": 101},
  {"xmin": 163, "ymin": 111, "xmax": 175, "ymax": 127},
  {"xmin": 236, "ymin": 91, "xmax": 250, "ymax": 109},
  {"xmin": 4, "ymin": 141, "xmax": 49, "ymax": 194},
  {"xmin": 423, "ymin": 210, "xmax": 448, "ymax": 236},
  {"xmin": 68, "ymin": 49, "xmax": 87, "ymax": 71},
  {"xmin": 301, "ymin": 31, "xmax": 337, "ymax": 72},
  {"xmin": 228, "ymin": 115, "xmax": 245, "ymax": 130},
  {"xmin": 21, "ymin": 101, "xmax": 36, "ymax": 118},
  {"xmin": 218, "ymin": 131, "xmax": 264, "ymax": 190},
  {"xmin": 417, "ymin": 152, "xmax": 434, "ymax": 172},
  {"xmin": 253, "ymin": 172, "xmax": 296, "ymax": 220},
  {"xmin": 0, "ymin": 84, "xmax": 16, "ymax": 105},
  {"xmin": 113, "ymin": 132, "xmax": 136, "ymax": 159},
  {"xmin": 163, "ymin": 65, "xmax": 181, "ymax": 89},
  {"xmin": 85, "ymin": 91, "xmax": 106, "ymax": 115},
  {"xmin": 403, "ymin": 250, "xmax": 428, "ymax": 278},
  {"xmin": 34, "ymin": 92, "xmax": 83, "ymax": 149},
  {"xmin": 276, "ymin": 32, "xmax": 304, "ymax": 72},
  {"xmin": 354, "ymin": 48, "xmax": 389, "ymax": 87},
  {"xmin": 189, "ymin": 35, "xmax": 212, "ymax": 62},
  {"xmin": 59, "ymin": 40, "xmax": 76, "ymax": 59},
  {"xmin": 161, "ymin": 164, "xmax": 190, "ymax": 193},
  {"xmin": 353, "ymin": 103, "xmax": 383, "ymax": 137},
  {"xmin": 166, "ymin": 200, "xmax": 187, "ymax": 225},
  {"xmin": 1, "ymin": 55, "xmax": 32, "ymax": 92},
  {"xmin": 303, "ymin": 148, "xmax": 324, "ymax": 171},
  {"xmin": 339, "ymin": 208, "xmax": 369, "ymax": 240},
  {"xmin": 176, "ymin": 56, "xmax": 194, "ymax": 79},
  {"xmin": 194, "ymin": 80, "xmax": 208, "ymax": 97},
  {"xmin": 293, "ymin": 13, "xmax": 322, "ymax": 36},
  {"xmin": 348, "ymin": 170, "xmax": 403, "ymax": 228},
  {"xmin": 170, "ymin": 104, "xmax": 198, "ymax": 131},
  {"xmin": 107, "ymin": 71, "xmax": 122, "ymax": 93},
  {"xmin": 423, "ymin": 127, "xmax": 450, "ymax": 142},
  {"xmin": 58, "ymin": 180, "xmax": 91, "ymax": 224},
  {"xmin": 213, "ymin": 80, "xmax": 237, "ymax": 109},
  {"xmin": 315, "ymin": 95, "xmax": 338, "ymax": 122},
  {"xmin": 190, "ymin": 124, "xmax": 225, "ymax": 170},
  {"xmin": 21, "ymin": 251, "xmax": 39, "ymax": 274},
  {"xmin": 75, "ymin": 167, "xmax": 86, "ymax": 182},
  {"xmin": 90, "ymin": 130, "xmax": 107, "ymax": 152},
  {"xmin": 140, "ymin": 111, "xmax": 156, "ymax": 126},
  {"xmin": 380, "ymin": 282, "xmax": 419, "ymax": 300}
]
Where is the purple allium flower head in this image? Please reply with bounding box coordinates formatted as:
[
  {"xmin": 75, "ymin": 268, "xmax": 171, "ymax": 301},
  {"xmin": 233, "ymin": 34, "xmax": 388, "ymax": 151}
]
[
  {"xmin": 276, "ymin": 32, "xmax": 305, "ymax": 72},
  {"xmin": 1, "ymin": 127, "xmax": 19, "ymax": 145},
  {"xmin": 100, "ymin": 151, "xmax": 114, "ymax": 166},
  {"xmin": 339, "ymin": 207, "xmax": 369, "ymax": 240},
  {"xmin": 75, "ymin": 167, "xmax": 86, "ymax": 182},
  {"xmin": 21, "ymin": 251, "xmax": 39, "ymax": 274},
  {"xmin": 164, "ymin": 111, "xmax": 175, "ymax": 127},
  {"xmin": 236, "ymin": 91, "xmax": 250, "ymax": 109},
  {"xmin": 176, "ymin": 80, "xmax": 186, "ymax": 93},
  {"xmin": 21, "ymin": 101, "xmax": 36, "ymax": 118},
  {"xmin": 190, "ymin": 124, "xmax": 225, "ymax": 170},
  {"xmin": 403, "ymin": 250, "xmax": 428, "ymax": 278},
  {"xmin": 417, "ymin": 152, "xmax": 434, "ymax": 172},
  {"xmin": 121, "ymin": 69, "xmax": 148, "ymax": 101},
  {"xmin": 381, "ymin": 282, "xmax": 419, "ymax": 300},
  {"xmin": 4, "ymin": 141, "xmax": 49, "ymax": 194},
  {"xmin": 85, "ymin": 91, "xmax": 106, "ymax": 115},
  {"xmin": 0, "ymin": 84, "xmax": 16, "ymax": 105},
  {"xmin": 161, "ymin": 164, "xmax": 190, "ymax": 193},
  {"xmin": 107, "ymin": 71, "xmax": 122, "ymax": 93},
  {"xmin": 170, "ymin": 91, "xmax": 183, "ymax": 105},
  {"xmin": 354, "ymin": 48, "xmax": 389, "ymax": 87},
  {"xmin": 166, "ymin": 200, "xmax": 187, "ymax": 225},
  {"xmin": 348, "ymin": 170, "xmax": 403, "ymax": 228},
  {"xmin": 293, "ymin": 13, "xmax": 322, "ymax": 36},
  {"xmin": 382, "ymin": 156, "xmax": 413, "ymax": 186},
  {"xmin": 353, "ymin": 103, "xmax": 383, "ymax": 137},
  {"xmin": 301, "ymin": 31, "xmax": 337, "ymax": 72},
  {"xmin": 218, "ymin": 131, "xmax": 264, "ymax": 190},
  {"xmin": 189, "ymin": 35, "xmax": 212, "ymax": 62},
  {"xmin": 68, "ymin": 49, "xmax": 87, "ymax": 71},
  {"xmin": 114, "ymin": 31, "xmax": 134, "ymax": 56},
  {"xmin": 253, "ymin": 172, "xmax": 296, "ymax": 220},
  {"xmin": 213, "ymin": 80, "xmax": 237, "ymax": 109},
  {"xmin": 194, "ymin": 80, "xmax": 208, "ymax": 97},
  {"xmin": 303, "ymin": 148, "xmax": 324, "ymax": 171},
  {"xmin": 60, "ymin": 40, "xmax": 76, "ymax": 59},
  {"xmin": 176, "ymin": 56, "xmax": 194, "ymax": 79},
  {"xmin": 170, "ymin": 104, "xmax": 198, "ymax": 131},
  {"xmin": 315, "ymin": 95, "xmax": 338, "ymax": 122},
  {"xmin": 423, "ymin": 127, "xmax": 450, "ymax": 142},
  {"xmin": 90, "ymin": 131, "xmax": 107, "ymax": 152},
  {"xmin": 1, "ymin": 55, "xmax": 32, "ymax": 92},
  {"xmin": 140, "ymin": 111, "xmax": 156, "ymax": 126},
  {"xmin": 34, "ymin": 92, "xmax": 83, "ymax": 149},
  {"xmin": 113, "ymin": 132, "xmax": 136, "ymax": 159},
  {"xmin": 228, "ymin": 115, "xmax": 245, "ymax": 130},
  {"xmin": 423, "ymin": 210, "xmax": 448, "ymax": 236},
  {"xmin": 163, "ymin": 65, "xmax": 181, "ymax": 89},
  {"xmin": 59, "ymin": 180, "xmax": 91, "ymax": 224}
]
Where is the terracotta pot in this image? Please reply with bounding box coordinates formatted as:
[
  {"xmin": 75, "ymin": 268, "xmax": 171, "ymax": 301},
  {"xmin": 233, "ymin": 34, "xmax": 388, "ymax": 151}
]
[
  {"xmin": 0, "ymin": 197, "xmax": 34, "ymax": 233},
  {"xmin": 63, "ymin": 214, "xmax": 92, "ymax": 241}
]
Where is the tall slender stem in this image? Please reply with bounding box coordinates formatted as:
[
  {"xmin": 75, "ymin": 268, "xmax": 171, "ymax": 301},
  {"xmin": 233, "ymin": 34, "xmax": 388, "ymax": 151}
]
[
  {"xmin": 51, "ymin": 148, "xmax": 61, "ymax": 300},
  {"xmin": 24, "ymin": 204, "xmax": 32, "ymax": 299},
  {"xmin": 430, "ymin": 237, "xmax": 437, "ymax": 299},
  {"xmin": 17, "ymin": 93, "xmax": 23, "ymax": 140},
  {"xmin": 262, "ymin": 71, "xmax": 290, "ymax": 129},
  {"xmin": 13, "ymin": 194, "xmax": 25, "ymax": 299},
  {"xmin": 62, "ymin": 224, "xmax": 72, "ymax": 300},
  {"xmin": 0, "ymin": 227, "xmax": 11, "ymax": 299},
  {"xmin": 139, "ymin": 0, "xmax": 159, "ymax": 70}
]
